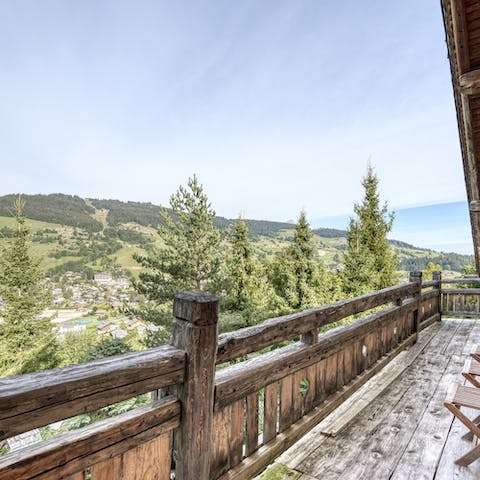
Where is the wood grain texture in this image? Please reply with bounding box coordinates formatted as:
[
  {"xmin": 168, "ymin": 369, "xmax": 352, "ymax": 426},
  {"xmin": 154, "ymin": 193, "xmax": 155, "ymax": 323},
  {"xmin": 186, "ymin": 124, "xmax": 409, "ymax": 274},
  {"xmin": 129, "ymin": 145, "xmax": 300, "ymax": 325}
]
[
  {"xmin": 0, "ymin": 345, "xmax": 185, "ymax": 440},
  {"xmin": 216, "ymin": 334, "xmax": 416, "ymax": 480},
  {"xmin": 229, "ymin": 399, "xmax": 244, "ymax": 468},
  {"xmin": 122, "ymin": 434, "xmax": 171, "ymax": 480},
  {"xmin": 211, "ymin": 405, "xmax": 232, "ymax": 479},
  {"xmin": 0, "ymin": 396, "xmax": 179, "ymax": 480},
  {"xmin": 91, "ymin": 456, "xmax": 122, "ymax": 479},
  {"xmin": 215, "ymin": 301, "xmax": 416, "ymax": 408},
  {"xmin": 171, "ymin": 292, "xmax": 219, "ymax": 480},
  {"xmin": 216, "ymin": 283, "xmax": 418, "ymax": 363},
  {"xmin": 263, "ymin": 382, "xmax": 278, "ymax": 444},
  {"xmin": 245, "ymin": 393, "xmax": 259, "ymax": 456},
  {"xmin": 279, "ymin": 375, "xmax": 293, "ymax": 433}
]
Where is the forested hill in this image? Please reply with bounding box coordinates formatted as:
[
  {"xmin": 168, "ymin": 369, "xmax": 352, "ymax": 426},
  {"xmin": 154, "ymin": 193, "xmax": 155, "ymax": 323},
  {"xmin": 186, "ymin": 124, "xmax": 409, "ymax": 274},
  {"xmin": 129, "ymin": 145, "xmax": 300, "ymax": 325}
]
[
  {"xmin": 0, "ymin": 193, "xmax": 474, "ymax": 273},
  {"xmin": 0, "ymin": 193, "xmax": 344, "ymax": 239}
]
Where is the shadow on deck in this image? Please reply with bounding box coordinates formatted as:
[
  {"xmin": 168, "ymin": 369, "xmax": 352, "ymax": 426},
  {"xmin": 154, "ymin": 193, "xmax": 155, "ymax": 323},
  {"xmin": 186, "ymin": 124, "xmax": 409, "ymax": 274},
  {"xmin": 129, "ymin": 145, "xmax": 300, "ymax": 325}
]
[{"xmin": 262, "ymin": 319, "xmax": 480, "ymax": 480}]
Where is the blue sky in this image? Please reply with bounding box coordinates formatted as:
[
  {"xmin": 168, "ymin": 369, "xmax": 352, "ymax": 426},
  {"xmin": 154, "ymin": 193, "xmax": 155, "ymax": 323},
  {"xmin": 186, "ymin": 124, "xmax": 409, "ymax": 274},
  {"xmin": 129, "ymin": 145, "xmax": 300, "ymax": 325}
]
[
  {"xmin": 0, "ymin": 0, "xmax": 468, "ymax": 223},
  {"xmin": 312, "ymin": 201, "xmax": 474, "ymax": 254}
]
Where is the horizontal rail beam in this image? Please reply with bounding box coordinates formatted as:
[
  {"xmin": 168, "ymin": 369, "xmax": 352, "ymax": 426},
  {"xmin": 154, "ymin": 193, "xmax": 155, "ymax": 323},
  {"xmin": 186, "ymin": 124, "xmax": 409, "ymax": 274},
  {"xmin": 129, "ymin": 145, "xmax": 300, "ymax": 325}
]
[
  {"xmin": 442, "ymin": 311, "xmax": 480, "ymax": 318},
  {"xmin": 0, "ymin": 345, "xmax": 185, "ymax": 440},
  {"xmin": 421, "ymin": 290, "xmax": 439, "ymax": 301},
  {"xmin": 217, "ymin": 283, "xmax": 418, "ymax": 364},
  {"xmin": 441, "ymin": 278, "xmax": 480, "ymax": 284},
  {"xmin": 421, "ymin": 280, "xmax": 441, "ymax": 288},
  {"xmin": 442, "ymin": 288, "xmax": 480, "ymax": 295},
  {"xmin": 419, "ymin": 313, "xmax": 440, "ymax": 330},
  {"xmin": 215, "ymin": 301, "xmax": 415, "ymax": 409},
  {"xmin": 0, "ymin": 396, "xmax": 180, "ymax": 480}
]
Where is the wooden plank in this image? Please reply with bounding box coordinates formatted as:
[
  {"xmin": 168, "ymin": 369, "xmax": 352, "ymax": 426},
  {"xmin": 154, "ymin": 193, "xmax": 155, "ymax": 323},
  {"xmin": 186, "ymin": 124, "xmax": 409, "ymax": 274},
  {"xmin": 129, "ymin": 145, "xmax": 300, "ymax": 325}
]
[
  {"xmin": 279, "ymin": 375, "xmax": 293, "ymax": 432},
  {"xmin": 216, "ymin": 333, "xmax": 418, "ymax": 480},
  {"xmin": 0, "ymin": 396, "xmax": 179, "ymax": 480},
  {"xmin": 292, "ymin": 370, "xmax": 305, "ymax": 423},
  {"xmin": 246, "ymin": 393, "xmax": 259, "ymax": 456},
  {"xmin": 215, "ymin": 302, "xmax": 416, "ymax": 408},
  {"xmin": 303, "ymin": 365, "xmax": 316, "ymax": 414},
  {"xmin": 343, "ymin": 343, "xmax": 353, "ymax": 386},
  {"xmin": 278, "ymin": 324, "xmax": 441, "ymax": 472},
  {"xmin": 435, "ymin": 402, "xmax": 480, "ymax": 480},
  {"xmin": 211, "ymin": 405, "xmax": 232, "ymax": 479},
  {"xmin": 229, "ymin": 399, "xmax": 244, "ymax": 468},
  {"xmin": 66, "ymin": 472, "xmax": 86, "ymax": 480},
  {"xmin": 263, "ymin": 383, "xmax": 278, "ymax": 444},
  {"xmin": 122, "ymin": 433, "xmax": 171, "ymax": 480},
  {"xmin": 216, "ymin": 283, "xmax": 419, "ymax": 363},
  {"xmin": 91, "ymin": 456, "xmax": 122, "ymax": 479},
  {"xmin": 297, "ymin": 339, "xmax": 451, "ymax": 478},
  {"xmin": 419, "ymin": 313, "xmax": 440, "ymax": 331},
  {"xmin": 170, "ymin": 292, "xmax": 218, "ymax": 480},
  {"xmin": 313, "ymin": 359, "xmax": 326, "ymax": 406},
  {"xmin": 325, "ymin": 353, "xmax": 337, "ymax": 395},
  {"xmin": 451, "ymin": 0, "xmax": 471, "ymax": 73},
  {"xmin": 355, "ymin": 337, "xmax": 366, "ymax": 375},
  {"xmin": 0, "ymin": 345, "xmax": 185, "ymax": 440},
  {"xmin": 389, "ymin": 356, "xmax": 463, "ymax": 480}
]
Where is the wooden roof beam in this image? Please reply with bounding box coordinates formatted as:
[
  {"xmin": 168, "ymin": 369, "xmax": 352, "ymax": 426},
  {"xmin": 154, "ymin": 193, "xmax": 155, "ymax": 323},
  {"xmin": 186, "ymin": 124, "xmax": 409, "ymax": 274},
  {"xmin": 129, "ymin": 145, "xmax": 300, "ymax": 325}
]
[
  {"xmin": 460, "ymin": 69, "xmax": 480, "ymax": 95},
  {"xmin": 451, "ymin": 0, "xmax": 471, "ymax": 74}
]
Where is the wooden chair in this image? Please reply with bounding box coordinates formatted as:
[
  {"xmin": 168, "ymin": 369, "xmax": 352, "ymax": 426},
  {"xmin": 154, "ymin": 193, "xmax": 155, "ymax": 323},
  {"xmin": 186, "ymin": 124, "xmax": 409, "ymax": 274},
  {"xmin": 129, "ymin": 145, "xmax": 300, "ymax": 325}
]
[
  {"xmin": 471, "ymin": 345, "xmax": 480, "ymax": 363},
  {"xmin": 444, "ymin": 382, "xmax": 480, "ymax": 466},
  {"xmin": 463, "ymin": 358, "xmax": 480, "ymax": 389}
]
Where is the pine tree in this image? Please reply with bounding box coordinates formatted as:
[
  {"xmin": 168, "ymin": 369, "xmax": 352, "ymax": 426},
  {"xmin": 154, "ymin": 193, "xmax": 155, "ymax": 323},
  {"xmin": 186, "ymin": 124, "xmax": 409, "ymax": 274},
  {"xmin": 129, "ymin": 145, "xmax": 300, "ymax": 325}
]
[
  {"xmin": 0, "ymin": 196, "xmax": 56, "ymax": 376},
  {"xmin": 225, "ymin": 217, "xmax": 278, "ymax": 325},
  {"xmin": 341, "ymin": 165, "xmax": 397, "ymax": 296},
  {"xmin": 131, "ymin": 175, "xmax": 221, "ymax": 343},
  {"xmin": 423, "ymin": 262, "xmax": 442, "ymax": 281},
  {"xmin": 270, "ymin": 210, "xmax": 333, "ymax": 310}
]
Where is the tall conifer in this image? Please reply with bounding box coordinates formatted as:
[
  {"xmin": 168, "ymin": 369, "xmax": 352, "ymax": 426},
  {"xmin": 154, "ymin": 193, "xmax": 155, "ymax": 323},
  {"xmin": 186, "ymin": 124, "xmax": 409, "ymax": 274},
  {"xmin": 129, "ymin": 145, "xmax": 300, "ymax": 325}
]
[
  {"xmin": 0, "ymin": 196, "xmax": 56, "ymax": 376},
  {"xmin": 225, "ymin": 217, "xmax": 277, "ymax": 325},
  {"xmin": 270, "ymin": 210, "xmax": 335, "ymax": 310},
  {"xmin": 132, "ymin": 175, "xmax": 221, "ymax": 342},
  {"xmin": 341, "ymin": 165, "xmax": 397, "ymax": 295}
]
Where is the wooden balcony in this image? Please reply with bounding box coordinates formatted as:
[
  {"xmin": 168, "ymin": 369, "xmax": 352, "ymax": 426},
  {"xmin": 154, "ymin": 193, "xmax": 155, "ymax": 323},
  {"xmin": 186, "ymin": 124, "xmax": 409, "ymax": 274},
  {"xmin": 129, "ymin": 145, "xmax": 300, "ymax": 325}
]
[
  {"xmin": 268, "ymin": 317, "xmax": 480, "ymax": 480},
  {"xmin": 4, "ymin": 272, "xmax": 480, "ymax": 479}
]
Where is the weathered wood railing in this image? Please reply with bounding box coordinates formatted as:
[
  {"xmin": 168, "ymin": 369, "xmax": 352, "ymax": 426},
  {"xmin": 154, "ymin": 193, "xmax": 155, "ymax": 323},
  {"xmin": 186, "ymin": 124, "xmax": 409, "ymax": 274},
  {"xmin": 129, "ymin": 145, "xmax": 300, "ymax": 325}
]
[
  {"xmin": 0, "ymin": 345, "xmax": 185, "ymax": 480},
  {"xmin": 0, "ymin": 271, "xmax": 459, "ymax": 480},
  {"xmin": 419, "ymin": 270, "xmax": 442, "ymax": 329},
  {"xmin": 211, "ymin": 274, "xmax": 426, "ymax": 480},
  {"xmin": 441, "ymin": 276, "xmax": 480, "ymax": 317}
]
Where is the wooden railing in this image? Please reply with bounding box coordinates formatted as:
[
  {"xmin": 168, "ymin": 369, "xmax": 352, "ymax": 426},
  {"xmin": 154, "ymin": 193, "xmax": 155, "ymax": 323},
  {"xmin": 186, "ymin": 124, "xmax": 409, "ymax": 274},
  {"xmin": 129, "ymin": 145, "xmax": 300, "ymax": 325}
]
[
  {"xmin": 0, "ymin": 272, "xmax": 454, "ymax": 480},
  {"xmin": 441, "ymin": 277, "xmax": 480, "ymax": 317}
]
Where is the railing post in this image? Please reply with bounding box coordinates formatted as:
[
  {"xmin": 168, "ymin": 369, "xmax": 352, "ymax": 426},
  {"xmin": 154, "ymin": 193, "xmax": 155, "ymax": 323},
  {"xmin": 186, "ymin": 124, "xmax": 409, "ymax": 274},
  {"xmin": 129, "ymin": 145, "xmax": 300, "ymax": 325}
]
[
  {"xmin": 171, "ymin": 292, "xmax": 219, "ymax": 480},
  {"xmin": 409, "ymin": 271, "xmax": 422, "ymax": 341},
  {"xmin": 433, "ymin": 270, "xmax": 442, "ymax": 320}
]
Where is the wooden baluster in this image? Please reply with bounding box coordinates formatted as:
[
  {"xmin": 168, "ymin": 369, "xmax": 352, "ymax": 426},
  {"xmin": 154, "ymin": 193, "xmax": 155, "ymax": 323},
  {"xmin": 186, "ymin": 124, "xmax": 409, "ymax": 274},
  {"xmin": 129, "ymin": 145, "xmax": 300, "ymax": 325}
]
[
  {"xmin": 409, "ymin": 271, "xmax": 422, "ymax": 342},
  {"xmin": 263, "ymin": 382, "xmax": 278, "ymax": 444},
  {"xmin": 171, "ymin": 292, "xmax": 219, "ymax": 480}
]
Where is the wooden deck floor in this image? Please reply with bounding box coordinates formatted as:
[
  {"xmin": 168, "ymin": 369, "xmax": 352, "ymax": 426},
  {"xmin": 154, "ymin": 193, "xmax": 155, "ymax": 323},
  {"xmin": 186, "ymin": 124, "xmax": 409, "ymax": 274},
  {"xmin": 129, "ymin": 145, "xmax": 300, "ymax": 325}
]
[{"xmin": 262, "ymin": 319, "xmax": 480, "ymax": 480}]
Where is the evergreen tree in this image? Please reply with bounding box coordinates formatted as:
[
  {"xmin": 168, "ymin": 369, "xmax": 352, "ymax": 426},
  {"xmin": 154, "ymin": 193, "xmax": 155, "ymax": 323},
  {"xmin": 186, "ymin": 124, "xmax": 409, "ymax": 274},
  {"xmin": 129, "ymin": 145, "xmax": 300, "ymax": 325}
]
[
  {"xmin": 131, "ymin": 175, "xmax": 221, "ymax": 343},
  {"xmin": 225, "ymin": 217, "xmax": 278, "ymax": 325},
  {"xmin": 0, "ymin": 196, "xmax": 57, "ymax": 376},
  {"xmin": 341, "ymin": 165, "xmax": 397, "ymax": 296},
  {"xmin": 423, "ymin": 261, "xmax": 442, "ymax": 281},
  {"xmin": 270, "ymin": 210, "xmax": 334, "ymax": 311},
  {"xmin": 463, "ymin": 259, "xmax": 477, "ymax": 276}
]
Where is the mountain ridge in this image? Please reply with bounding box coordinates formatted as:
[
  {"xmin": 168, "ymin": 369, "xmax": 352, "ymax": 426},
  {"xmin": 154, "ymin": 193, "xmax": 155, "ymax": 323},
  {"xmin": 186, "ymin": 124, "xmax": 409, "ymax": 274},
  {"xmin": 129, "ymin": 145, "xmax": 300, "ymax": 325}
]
[{"xmin": 0, "ymin": 193, "xmax": 473, "ymax": 275}]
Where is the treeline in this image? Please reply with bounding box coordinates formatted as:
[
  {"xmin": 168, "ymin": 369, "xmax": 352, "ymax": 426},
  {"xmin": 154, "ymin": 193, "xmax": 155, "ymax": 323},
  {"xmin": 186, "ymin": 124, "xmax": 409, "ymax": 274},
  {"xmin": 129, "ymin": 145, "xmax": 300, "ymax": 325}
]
[
  {"xmin": 0, "ymin": 194, "xmax": 102, "ymax": 231},
  {"xmin": 0, "ymin": 194, "xmax": 353, "ymax": 241},
  {"xmin": 399, "ymin": 252, "xmax": 474, "ymax": 272},
  {"xmin": 130, "ymin": 168, "xmax": 399, "ymax": 346}
]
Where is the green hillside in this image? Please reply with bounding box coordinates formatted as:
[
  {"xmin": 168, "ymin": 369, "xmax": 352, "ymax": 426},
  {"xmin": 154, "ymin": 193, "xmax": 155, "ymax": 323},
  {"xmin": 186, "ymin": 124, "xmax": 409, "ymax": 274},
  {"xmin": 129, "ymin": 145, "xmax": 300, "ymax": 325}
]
[{"xmin": 0, "ymin": 193, "xmax": 473, "ymax": 277}]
